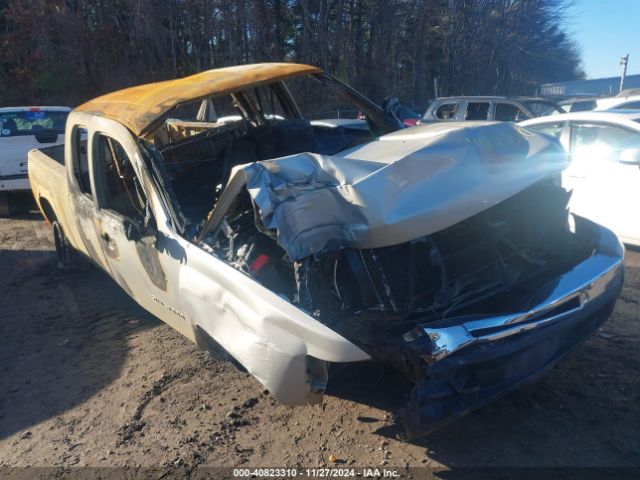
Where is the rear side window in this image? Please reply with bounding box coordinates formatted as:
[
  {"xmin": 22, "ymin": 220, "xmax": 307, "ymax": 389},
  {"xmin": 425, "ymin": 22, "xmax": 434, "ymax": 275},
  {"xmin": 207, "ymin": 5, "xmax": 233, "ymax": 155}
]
[
  {"xmin": 285, "ymin": 75, "xmax": 360, "ymax": 121},
  {"xmin": 526, "ymin": 122, "xmax": 564, "ymax": 139},
  {"xmin": 465, "ymin": 102, "xmax": 490, "ymax": 120},
  {"xmin": 171, "ymin": 97, "xmax": 243, "ymax": 123},
  {"xmin": 170, "ymin": 101, "xmax": 202, "ymax": 121},
  {"xmin": 95, "ymin": 134, "xmax": 147, "ymax": 219},
  {"xmin": 0, "ymin": 109, "xmax": 68, "ymax": 137},
  {"xmin": 72, "ymin": 127, "xmax": 91, "ymax": 196},
  {"xmin": 209, "ymin": 95, "xmax": 244, "ymax": 123},
  {"xmin": 522, "ymin": 101, "xmax": 558, "ymax": 116},
  {"xmin": 495, "ymin": 103, "xmax": 529, "ymax": 121},
  {"xmin": 434, "ymin": 103, "xmax": 458, "ymax": 120},
  {"xmin": 243, "ymin": 85, "xmax": 292, "ymax": 122}
]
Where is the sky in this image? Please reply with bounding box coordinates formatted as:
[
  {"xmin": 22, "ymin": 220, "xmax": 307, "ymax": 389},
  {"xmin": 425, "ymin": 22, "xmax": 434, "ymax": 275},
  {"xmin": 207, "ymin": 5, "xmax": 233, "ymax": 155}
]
[{"xmin": 568, "ymin": 0, "xmax": 640, "ymax": 79}]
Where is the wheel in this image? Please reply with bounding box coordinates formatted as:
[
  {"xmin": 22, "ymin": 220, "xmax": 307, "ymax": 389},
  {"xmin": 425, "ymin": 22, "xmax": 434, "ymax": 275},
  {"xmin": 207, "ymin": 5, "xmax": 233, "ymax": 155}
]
[
  {"xmin": 53, "ymin": 220, "xmax": 90, "ymax": 272},
  {"xmin": 53, "ymin": 220, "xmax": 74, "ymax": 272}
]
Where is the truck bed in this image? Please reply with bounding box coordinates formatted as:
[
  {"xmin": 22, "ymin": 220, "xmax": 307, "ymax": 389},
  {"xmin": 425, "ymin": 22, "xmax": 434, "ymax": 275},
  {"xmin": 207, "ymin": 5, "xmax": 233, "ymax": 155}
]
[{"xmin": 28, "ymin": 145, "xmax": 68, "ymax": 225}]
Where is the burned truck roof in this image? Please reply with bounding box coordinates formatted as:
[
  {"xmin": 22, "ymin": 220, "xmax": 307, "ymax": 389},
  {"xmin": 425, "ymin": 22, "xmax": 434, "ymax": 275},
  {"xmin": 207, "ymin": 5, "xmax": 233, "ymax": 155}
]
[{"xmin": 75, "ymin": 63, "xmax": 321, "ymax": 137}]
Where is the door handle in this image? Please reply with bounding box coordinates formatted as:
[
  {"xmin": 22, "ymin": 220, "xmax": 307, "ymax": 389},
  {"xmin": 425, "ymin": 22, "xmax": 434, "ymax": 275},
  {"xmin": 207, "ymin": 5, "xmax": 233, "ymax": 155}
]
[
  {"xmin": 100, "ymin": 231, "xmax": 119, "ymax": 258},
  {"xmin": 101, "ymin": 232, "xmax": 116, "ymax": 248}
]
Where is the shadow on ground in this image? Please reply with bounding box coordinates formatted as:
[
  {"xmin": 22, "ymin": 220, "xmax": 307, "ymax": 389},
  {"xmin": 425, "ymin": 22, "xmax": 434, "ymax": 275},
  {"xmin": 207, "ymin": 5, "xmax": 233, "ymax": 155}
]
[{"xmin": 0, "ymin": 248, "xmax": 158, "ymax": 440}]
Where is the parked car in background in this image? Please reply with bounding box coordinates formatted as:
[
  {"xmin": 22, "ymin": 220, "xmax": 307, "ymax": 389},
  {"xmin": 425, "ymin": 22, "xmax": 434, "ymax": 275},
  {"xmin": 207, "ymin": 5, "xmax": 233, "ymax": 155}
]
[
  {"xmin": 554, "ymin": 94, "xmax": 640, "ymax": 114},
  {"xmin": 396, "ymin": 104, "xmax": 422, "ymax": 126},
  {"xmin": 375, "ymin": 97, "xmax": 422, "ymax": 127},
  {"xmin": 28, "ymin": 63, "xmax": 623, "ymax": 440},
  {"xmin": 421, "ymin": 96, "xmax": 563, "ymax": 123},
  {"xmin": 617, "ymin": 88, "xmax": 640, "ymax": 97},
  {"xmin": 594, "ymin": 94, "xmax": 640, "ymax": 111},
  {"xmin": 520, "ymin": 110, "xmax": 640, "ymax": 246},
  {"xmin": 555, "ymin": 96, "xmax": 600, "ymax": 113},
  {"xmin": 0, "ymin": 106, "xmax": 71, "ymax": 215}
]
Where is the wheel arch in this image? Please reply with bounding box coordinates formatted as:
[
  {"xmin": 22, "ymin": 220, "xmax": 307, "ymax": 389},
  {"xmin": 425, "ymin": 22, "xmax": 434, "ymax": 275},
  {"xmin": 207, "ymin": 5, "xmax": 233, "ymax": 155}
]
[{"xmin": 38, "ymin": 197, "xmax": 57, "ymax": 224}]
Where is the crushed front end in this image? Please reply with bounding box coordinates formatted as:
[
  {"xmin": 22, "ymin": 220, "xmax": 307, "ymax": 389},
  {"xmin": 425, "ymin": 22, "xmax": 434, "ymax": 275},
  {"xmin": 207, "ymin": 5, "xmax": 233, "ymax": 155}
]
[
  {"xmin": 201, "ymin": 173, "xmax": 623, "ymax": 438},
  {"xmin": 161, "ymin": 121, "xmax": 623, "ymax": 439},
  {"xmin": 285, "ymin": 178, "xmax": 623, "ymax": 439}
]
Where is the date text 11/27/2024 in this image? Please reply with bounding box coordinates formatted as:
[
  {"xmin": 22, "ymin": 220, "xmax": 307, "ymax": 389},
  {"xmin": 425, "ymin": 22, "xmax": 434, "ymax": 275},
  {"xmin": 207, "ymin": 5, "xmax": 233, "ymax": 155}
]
[{"xmin": 233, "ymin": 468, "xmax": 401, "ymax": 477}]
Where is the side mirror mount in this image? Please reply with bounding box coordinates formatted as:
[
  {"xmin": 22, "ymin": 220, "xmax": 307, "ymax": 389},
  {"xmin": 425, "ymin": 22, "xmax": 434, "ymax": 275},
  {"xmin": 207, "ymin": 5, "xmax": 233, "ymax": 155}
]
[{"xmin": 619, "ymin": 147, "xmax": 640, "ymax": 165}]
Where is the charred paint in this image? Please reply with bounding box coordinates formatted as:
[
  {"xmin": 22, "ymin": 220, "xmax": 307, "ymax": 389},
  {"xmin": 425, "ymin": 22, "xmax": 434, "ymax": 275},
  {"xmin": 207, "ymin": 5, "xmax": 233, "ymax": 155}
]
[
  {"xmin": 74, "ymin": 63, "xmax": 320, "ymax": 138},
  {"xmin": 155, "ymin": 231, "xmax": 187, "ymax": 264},
  {"xmin": 136, "ymin": 236, "xmax": 167, "ymax": 291},
  {"xmin": 94, "ymin": 222, "xmax": 120, "ymax": 260},
  {"xmin": 73, "ymin": 200, "xmax": 109, "ymax": 269}
]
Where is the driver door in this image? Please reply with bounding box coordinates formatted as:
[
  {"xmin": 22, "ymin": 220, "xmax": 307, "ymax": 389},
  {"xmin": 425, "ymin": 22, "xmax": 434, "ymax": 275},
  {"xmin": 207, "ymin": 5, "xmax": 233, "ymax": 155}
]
[{"xmin": 87, "ymin": 117, "xmax": 167, "ymax": 307}]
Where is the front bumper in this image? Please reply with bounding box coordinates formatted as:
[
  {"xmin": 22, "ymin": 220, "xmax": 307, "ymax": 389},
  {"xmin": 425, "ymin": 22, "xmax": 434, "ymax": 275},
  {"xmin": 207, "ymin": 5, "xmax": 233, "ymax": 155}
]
[{"xmin": 398, "ymin": 217, "xmax": 624, "ymax": 439}]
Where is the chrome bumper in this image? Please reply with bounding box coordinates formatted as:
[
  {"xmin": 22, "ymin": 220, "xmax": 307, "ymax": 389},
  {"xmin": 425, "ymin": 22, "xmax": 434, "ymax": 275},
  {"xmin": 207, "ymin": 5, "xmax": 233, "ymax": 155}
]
[{"xmin": 416, "ymin": 217, "xmax": 624, "ymax": 362}]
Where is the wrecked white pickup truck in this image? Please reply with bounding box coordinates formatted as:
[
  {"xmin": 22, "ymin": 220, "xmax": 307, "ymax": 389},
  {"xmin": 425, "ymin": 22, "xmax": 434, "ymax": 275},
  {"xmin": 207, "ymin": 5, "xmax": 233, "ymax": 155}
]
[{"xmin": 29, "ymin": 63, "xmax": 624, "ymax": 439}]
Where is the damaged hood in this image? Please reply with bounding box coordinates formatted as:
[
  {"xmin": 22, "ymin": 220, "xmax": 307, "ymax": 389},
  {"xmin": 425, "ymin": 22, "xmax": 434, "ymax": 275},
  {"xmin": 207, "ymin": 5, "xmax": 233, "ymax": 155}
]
[{"xmin": 214, "ymin": 122, "xmax": 568, "ymax": 260}]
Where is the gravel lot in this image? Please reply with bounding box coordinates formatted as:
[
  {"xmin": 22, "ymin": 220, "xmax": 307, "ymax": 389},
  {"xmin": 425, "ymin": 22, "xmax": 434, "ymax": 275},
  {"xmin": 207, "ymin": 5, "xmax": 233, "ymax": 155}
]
[{"xmin": 1, "ymin": 213, "xmax": 639, "ymax": 475}]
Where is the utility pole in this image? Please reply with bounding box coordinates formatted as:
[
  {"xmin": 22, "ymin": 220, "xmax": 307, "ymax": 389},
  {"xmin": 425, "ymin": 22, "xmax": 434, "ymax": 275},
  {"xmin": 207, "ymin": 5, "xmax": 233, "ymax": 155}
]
[{"xmin": 619, "ymin": 54, "xmax": 629, "ymax": 94}]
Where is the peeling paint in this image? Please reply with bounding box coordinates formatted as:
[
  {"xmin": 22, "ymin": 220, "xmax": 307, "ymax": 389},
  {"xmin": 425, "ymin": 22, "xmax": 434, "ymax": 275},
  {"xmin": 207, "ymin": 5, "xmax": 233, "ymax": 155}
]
[
  {"xmin": 75, "ymin": 63, "xmax": 320, "ymax": 138},
  {"xmin": 136, "ymin": 237, "xmax": 167, "ymax": 291}
]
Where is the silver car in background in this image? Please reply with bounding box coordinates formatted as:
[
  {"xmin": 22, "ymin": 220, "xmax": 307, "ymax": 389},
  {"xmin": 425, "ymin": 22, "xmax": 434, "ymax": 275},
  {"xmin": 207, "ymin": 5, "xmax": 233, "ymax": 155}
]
[{"xmin": 421, "ymin": 96, "xmax": 563, "ymax": 123}]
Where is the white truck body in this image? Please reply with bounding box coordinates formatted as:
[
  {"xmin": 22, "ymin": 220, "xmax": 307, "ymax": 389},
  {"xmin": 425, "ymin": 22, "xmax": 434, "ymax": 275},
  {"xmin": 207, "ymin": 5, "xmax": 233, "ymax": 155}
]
[
  {"xmin": 28, "ymin": 64, "xmax": 624, "ymax": 439},
  {"xmin": 0, "ymin": 106, "xmax": 70, "ymax": 192}
]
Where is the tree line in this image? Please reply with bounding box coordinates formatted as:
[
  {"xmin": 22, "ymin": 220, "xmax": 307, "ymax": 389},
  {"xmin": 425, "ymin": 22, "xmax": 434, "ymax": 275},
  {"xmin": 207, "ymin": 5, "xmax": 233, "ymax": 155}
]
[{"xmin": 0, "ymin": 0, "xmax": 584, "ymax": 109}]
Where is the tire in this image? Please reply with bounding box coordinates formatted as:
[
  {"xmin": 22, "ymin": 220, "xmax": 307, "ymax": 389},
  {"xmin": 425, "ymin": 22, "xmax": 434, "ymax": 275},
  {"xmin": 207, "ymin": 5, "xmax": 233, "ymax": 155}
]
[{"xmin": 53, "ymin": 220, "xmax": 86, "ymax": 272}]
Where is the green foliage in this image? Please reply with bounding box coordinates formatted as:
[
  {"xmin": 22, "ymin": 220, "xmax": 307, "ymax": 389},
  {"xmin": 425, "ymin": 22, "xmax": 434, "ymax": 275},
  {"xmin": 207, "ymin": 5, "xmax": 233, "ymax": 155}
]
[{"xmin": 31, "ymin": 63, "xmax": 75, "ymax": 100}]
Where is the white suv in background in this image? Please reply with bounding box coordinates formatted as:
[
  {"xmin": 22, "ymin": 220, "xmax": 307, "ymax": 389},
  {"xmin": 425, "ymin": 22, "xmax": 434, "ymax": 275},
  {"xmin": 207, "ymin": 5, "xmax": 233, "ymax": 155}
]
[
  {"xmin": 594, "ymin": 94, "xmax": 640, "ymax": 111},
  {"xmin": 0, "ymin": 106, "xmax": 70, "ymax": 215}
]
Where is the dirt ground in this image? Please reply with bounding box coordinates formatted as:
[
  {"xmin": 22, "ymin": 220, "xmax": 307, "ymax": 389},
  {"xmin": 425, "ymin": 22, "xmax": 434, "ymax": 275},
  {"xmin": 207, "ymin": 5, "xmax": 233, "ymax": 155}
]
[{"xmin": 1, "ymin": 213, "xmax": 639, "ymax": 475}]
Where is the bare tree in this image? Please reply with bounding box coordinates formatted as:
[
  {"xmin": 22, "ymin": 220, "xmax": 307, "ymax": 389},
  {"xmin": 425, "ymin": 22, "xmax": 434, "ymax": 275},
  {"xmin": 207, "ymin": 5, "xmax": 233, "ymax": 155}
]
[{"xmin": 0, "ymin": 0, "xmax": 584, "ymax": 107}]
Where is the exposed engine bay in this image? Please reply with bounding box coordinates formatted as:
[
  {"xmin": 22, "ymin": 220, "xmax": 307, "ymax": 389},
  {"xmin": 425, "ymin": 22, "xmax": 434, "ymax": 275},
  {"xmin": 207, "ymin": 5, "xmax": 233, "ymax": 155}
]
[
  {"xmin": 202, "ymin": 177, "xmax": 591, "ymax": 373},
  {"xmin": 195, "ymin": 166, "xmax": 608, "ymax": 440}
]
